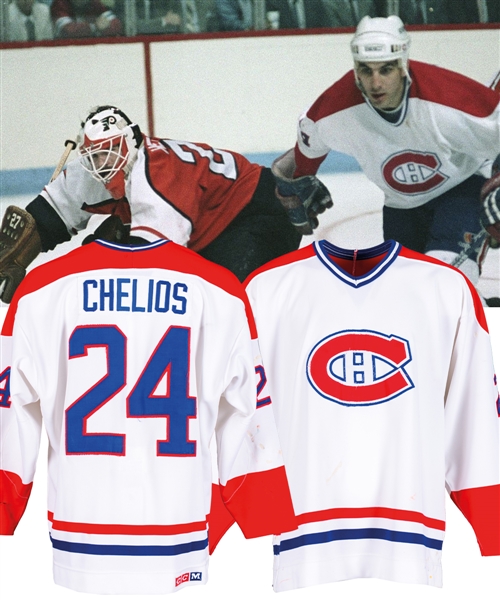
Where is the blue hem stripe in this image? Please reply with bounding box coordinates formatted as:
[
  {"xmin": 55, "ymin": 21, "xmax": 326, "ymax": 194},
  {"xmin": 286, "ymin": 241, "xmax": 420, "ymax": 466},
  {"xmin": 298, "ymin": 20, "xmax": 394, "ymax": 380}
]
[
  {"xmin": 51, "ymin": 535, "xmax": 208, "ymax": 556},
  {"xmin": 273, "ymin": 528, "xmax": 443, "ymax": 555}
]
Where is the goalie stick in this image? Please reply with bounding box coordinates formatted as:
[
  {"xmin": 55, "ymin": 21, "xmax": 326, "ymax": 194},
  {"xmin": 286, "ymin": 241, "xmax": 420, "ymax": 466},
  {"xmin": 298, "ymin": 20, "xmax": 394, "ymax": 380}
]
[{"xmin": 50, "ymin": 138, "xmax": 77, "ymax": 182}]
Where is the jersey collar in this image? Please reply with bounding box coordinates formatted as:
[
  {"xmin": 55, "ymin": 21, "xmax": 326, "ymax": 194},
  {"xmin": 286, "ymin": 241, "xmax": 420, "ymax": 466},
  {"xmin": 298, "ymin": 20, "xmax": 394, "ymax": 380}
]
[
  {"xmin": 314, "ymin": 239, "xmax": 401, "ymax": 288},
  {"xmin": 95, "ymin": 239, "xmax": 170, "ymax": 251}
]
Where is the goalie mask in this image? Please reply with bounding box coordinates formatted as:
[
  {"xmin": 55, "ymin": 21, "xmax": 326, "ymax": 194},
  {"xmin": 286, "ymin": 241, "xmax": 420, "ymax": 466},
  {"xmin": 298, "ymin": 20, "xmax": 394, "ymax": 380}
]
[
  {"xmin": 351, "ymin": 16, "xmax": 411, "ymax": 80},
  {"xmin": 78, "ymin": 106, "xmax": 142, "ymax": 198}
]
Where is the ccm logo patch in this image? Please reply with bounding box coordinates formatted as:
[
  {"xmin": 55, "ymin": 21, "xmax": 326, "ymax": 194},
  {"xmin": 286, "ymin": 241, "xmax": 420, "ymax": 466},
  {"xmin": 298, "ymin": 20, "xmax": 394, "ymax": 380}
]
[
  {"xmin": 382, "ymin": 151, "xmax": 449, "ymax": 195},
  {"xmin": 307, "ymin": 329, "xmax": 414, "ymax": 406},
  {"xmin": 175, "ymin": 572, "xmax": 202, "ymax": 587}
]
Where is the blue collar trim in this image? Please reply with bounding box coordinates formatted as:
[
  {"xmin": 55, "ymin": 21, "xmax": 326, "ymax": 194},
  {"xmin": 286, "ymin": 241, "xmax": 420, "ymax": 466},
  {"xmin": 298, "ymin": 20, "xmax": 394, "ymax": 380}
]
[
  {"xmin": 314, "ymin": 240, "xmax": 401, "ymax": 288},
  {"xmin": 95, "ymin": 239, "xmax": 170, "ymax": 251}
]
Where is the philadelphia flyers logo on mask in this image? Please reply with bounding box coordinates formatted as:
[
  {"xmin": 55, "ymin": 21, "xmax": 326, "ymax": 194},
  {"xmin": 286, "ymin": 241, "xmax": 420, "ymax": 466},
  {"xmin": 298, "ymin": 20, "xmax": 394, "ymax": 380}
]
[
  {"xmin": 306, "ymin": 330, "xmax": 414, "ymax": 407},
  {"xmin": 382, "ymin": 151, "xmax": 449, "ymax": 195}
]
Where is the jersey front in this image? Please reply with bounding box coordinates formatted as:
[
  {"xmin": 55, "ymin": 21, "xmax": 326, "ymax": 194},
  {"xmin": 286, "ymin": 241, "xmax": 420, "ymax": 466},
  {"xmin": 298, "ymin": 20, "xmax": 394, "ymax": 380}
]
[
  {"xmin": 0, "ymin": 240, "xmax": 296, "ymax": 594},
  {"xmin": 245, "ymin": 240, "xmax": 500, "ymax": 591},
  {"xmin": 296, "ymin": 61, "xmax": 500, "ymax": 209},
  {"xmin": 41, "ymin": 136, "xmax": 263, "ymax": 250}
]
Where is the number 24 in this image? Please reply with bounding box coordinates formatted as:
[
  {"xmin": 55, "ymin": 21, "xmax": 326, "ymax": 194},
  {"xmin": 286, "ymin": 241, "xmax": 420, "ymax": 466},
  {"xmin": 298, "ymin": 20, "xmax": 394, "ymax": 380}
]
[{"xmin": 66, "ymin": 325, "xmax": 196, "ymax": 457}]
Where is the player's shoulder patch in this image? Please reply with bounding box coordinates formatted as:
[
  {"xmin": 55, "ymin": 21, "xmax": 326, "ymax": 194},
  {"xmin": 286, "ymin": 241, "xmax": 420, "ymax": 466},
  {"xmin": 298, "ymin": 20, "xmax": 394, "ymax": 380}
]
[
  {"xmin": 409, "ymin": 61, "xmax": 499, "ymax": 118},
  {"xmin": 307, "ymin": 70, "xmax": 364, "ymax": 122}
]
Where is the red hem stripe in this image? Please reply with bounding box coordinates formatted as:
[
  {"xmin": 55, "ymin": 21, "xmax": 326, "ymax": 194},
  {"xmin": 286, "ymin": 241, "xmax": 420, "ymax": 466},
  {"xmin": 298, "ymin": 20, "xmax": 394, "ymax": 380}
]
[
  {"xmin": 48, "ymin": 511, "xmax": 207, "ymax": 536},
  {"xmin": 296, "ymin": 506, "xmax": 445, "ymax": 531}
]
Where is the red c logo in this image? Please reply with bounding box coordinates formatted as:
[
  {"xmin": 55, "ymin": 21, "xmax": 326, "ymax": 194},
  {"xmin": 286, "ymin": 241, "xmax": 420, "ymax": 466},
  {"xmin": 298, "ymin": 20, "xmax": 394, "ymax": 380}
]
[
  {"xmin": 382, "ymin": 151, "xmax": 449, "ymax": 195},
  {"xmin": 307, "ymin": 330, "xmax": 414, "ymax": 406}
]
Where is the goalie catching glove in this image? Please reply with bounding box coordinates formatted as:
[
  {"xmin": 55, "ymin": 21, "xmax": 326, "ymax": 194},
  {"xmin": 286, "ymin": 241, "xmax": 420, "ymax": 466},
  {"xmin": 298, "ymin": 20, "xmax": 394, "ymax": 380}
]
[
  {"xmin": 0, "ymin": 206, "xmax": 42, "ymax": 304},
  {"xmin": 272, "ymin": 149, "xmax": 333, "ymax": 235},
  {"xmin": 480, "ymin": 161, "xmax": 500, "ymax": 244}
]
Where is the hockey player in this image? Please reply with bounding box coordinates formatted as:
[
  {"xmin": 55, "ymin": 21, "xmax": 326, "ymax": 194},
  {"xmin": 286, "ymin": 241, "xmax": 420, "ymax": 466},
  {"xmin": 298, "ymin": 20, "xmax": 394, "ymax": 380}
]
[
  {"xmin": 273, "ymin": 15, "xmax": 500, "ymax": 305},
  {"xmin": 0, "ymin": 105, "xmax": 304, "ymax": 303}
]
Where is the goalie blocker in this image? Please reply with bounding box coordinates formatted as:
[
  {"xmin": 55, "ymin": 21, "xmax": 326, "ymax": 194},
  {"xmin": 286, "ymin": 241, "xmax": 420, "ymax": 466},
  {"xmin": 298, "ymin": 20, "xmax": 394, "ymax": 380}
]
[{"xmin": 271, "ymin": 149, "xmax": 333, "ymax": 235}]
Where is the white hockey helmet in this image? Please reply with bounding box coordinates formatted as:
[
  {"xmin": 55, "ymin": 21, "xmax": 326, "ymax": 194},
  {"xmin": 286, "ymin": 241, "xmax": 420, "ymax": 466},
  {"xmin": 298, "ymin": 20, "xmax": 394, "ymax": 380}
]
[
  {"xmin": 351, "ymin": 16, "xmax": 411, "ymax": 77},
  {"xmin": 78, "ymin": 105, "xmax": 142, "ymax": 184}
]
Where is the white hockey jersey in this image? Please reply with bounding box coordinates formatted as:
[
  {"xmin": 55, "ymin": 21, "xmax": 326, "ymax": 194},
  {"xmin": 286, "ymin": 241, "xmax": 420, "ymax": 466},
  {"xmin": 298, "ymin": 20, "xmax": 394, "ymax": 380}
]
[
  {"xmin": 245, "ymin": 240, "xmax": 500, "ymax": 592},
  {"xmin": 0, "ymin": 240, "xmax": 296, "ymax": 595},
  {"xmin": 295, "ymin": 61, "xmax": 500, "ymax": 209}
]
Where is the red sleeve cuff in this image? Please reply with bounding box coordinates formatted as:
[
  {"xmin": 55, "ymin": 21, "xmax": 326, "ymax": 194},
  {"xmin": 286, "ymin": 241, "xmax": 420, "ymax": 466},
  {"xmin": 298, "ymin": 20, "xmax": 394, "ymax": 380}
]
[
  {"xmin": 208, "ymin": 483, "xmax": 235, "ymax": 554},
  {"xmin": 221, "ymin": 466, "xmax": 297, "ymax": 539},
  {"xmin": 0, "ymin": 470, "xmax": 33, "ymax": 535},
  {"xmin": 293, "ymin": 144, "xmax": 326, "ymax": 178},
  {"xmin": 450, "ymin": 484, "xmax": 500, "ymax": 556}
]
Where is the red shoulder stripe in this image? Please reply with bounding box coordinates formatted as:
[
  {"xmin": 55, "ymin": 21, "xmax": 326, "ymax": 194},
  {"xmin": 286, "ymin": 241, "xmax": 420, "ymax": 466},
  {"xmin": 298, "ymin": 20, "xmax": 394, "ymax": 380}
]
[
  {"xmin": 244, "ymin": 244, "xmax": 316, "ymax": 287},
  {"xmin": 398, "ymin": 247, "xmax": 488, "ymax": 332},
  {"xmin": 3, "ymin": 242, "xmax": 257, "ymax": 339},
  {"xmin": 409, "ymin": 61, "xmax": 499, "ymax": 118},
  {"xmin": 305, "ymin": 70, "xmax": 364, "ymax": 122}
]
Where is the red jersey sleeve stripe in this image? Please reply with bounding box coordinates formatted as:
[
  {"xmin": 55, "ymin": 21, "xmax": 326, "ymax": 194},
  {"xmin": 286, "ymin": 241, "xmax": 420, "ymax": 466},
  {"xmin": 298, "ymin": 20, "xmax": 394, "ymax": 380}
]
[
  {"xmin": 0, "ymin": 470, "xmax": 33, "ymax": 535},
  {"xmin": 450, "ymin": 484, "xmax": 500, "ymax": 556}
]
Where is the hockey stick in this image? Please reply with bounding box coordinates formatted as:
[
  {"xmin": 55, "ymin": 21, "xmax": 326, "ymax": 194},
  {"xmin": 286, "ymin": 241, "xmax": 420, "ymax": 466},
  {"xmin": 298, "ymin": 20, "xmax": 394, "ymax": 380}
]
[
  {"xmin": 489, "ymin": 68, "xmax": 500, "ymax": 93},
  {"xmin": 50, "ymin": 138, "xmax": 77, "ymax": 182}
]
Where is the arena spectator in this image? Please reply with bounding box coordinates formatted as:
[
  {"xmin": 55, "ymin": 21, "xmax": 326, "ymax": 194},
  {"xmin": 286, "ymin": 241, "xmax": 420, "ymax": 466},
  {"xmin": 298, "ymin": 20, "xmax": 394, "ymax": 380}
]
[
  {"xmin": 474, "ymin": 0, "xmax": 500, "ymax": 22},
  {"xmin": 134, "ymin": 0, "xmax": 183, "ymax": 34},
  {"xmin": 266, "ymin": 0, "xmax": 330, "ymax": 29},
  {"xmin": 394, "ymin": 0, "xmax": 499, "ymax": 24},
  {"xmin": 8, "ymin": 0, "xmax": 53, "ymax": 41},
  {"xmin": 397, "ymin": 0, "xmax": 452, "ymax": 24},
  {"xmin": 322, "ymin": 0, "xmax": 377, "ymax": 27},
  {"xmin": 215, "ymin": 0, "xmax": 253, "ymax": 31},
  {"xmin": 51, "ymin": 0, "xmax": 122, "ymax": 38},
  {"xmin": 216, "ymin": 0, "xmax": 331, "ymax": 31}
]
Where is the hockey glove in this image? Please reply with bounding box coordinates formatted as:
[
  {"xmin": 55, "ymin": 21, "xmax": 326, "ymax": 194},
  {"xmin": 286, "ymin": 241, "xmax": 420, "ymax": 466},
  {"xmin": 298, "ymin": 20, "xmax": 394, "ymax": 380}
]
[
  {"xmin": 0, "ymin": 206, "xmax": 42, "ymax": 304},
  {"xmin": 82, "ymin": 215, "xmax": 130, "ymax": 245},
  {"xmin": 272, "ymin": 149, "xmax": 333, "ymax": 235},
  {"xmin": 480, "ymin": 171, "xmax": 500, "ymax": 244}
]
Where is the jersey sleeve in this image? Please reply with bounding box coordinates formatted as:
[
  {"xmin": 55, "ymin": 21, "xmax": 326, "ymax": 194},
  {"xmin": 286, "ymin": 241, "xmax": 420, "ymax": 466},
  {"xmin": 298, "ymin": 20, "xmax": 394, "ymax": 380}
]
[
  {"xmin": 294, "ymin": 111, "xmax": 330, "ymax": 177},
  {"xmin": 40, "ymin": 159, "xmax": 109, "ymax": 236},
  {"xmin": 210, "ymin": 330, "xmax": 296, "ymax": 550},
  {"xmin": 293, "ymin": 75, "xmax": 361, "ymax": 177},
  {"xmin": 0, "ymin": 307, "xmax": 41, "ymax": 535},
  {"xmin": 445, "ymin": 286, "xmax": 500, "ymax": 556}
]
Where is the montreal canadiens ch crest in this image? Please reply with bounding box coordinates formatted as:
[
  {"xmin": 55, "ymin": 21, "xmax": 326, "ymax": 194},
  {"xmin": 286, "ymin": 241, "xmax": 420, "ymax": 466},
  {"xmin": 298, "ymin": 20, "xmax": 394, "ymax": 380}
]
[
  {"xmin": 306, "ymin": 329, "xmax": 414, "ymax": 407},
  {"xmin": 382, "ymin": 150, "xmax": 449, "ymax": 195}
]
